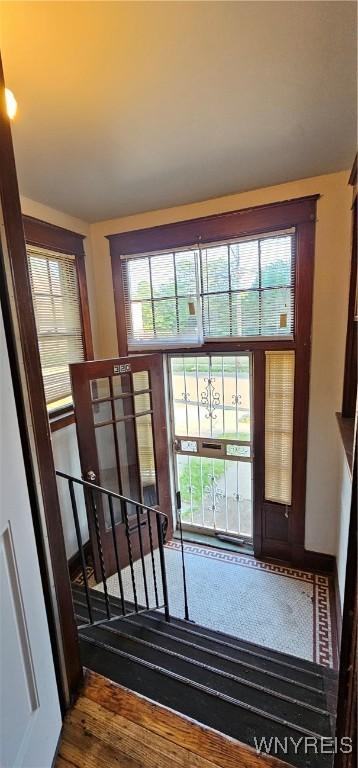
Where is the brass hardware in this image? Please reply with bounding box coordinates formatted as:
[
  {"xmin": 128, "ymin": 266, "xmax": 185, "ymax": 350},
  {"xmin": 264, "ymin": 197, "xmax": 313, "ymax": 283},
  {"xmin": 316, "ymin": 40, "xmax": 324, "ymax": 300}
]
[{"xmin": 86, "ymin": 470, "xmax": 96, "ymax": 482}]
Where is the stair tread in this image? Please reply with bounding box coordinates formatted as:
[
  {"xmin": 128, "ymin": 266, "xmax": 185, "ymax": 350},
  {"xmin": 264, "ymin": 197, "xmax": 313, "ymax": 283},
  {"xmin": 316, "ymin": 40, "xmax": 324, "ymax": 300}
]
[
  {"xmin": 78, "ymin": 635, "xmax": 334, "ymax": 768},
  {"xmin": 79, "ymin": 621, "xmax": 332, "ymax": 735},
  {"xmin": 71, "ymin": 583, "xmax": 330, "ymax": 683},
  {"xmin": 97, "ymin": 613, "xmax": 330, "ymax": 710}
]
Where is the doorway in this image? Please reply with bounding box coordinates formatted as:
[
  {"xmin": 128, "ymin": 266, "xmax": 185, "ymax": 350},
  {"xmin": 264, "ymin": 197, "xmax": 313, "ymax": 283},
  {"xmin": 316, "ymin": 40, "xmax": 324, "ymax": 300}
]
[{"xmin": 169, "ymin": 353, "xmax": 253, "ymax": 543}]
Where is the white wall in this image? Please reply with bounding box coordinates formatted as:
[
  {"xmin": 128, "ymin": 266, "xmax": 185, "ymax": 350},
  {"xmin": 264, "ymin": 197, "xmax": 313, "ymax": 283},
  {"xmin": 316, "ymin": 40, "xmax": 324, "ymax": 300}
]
[
  {"xmin": 89, "ymin": 170, "xmax": 352, "ymax": 557},
  {"xmin": 336, "ymin": 441, "xmax": 353, "ymax": 608},
  {"xmin": 52, "ymin": 424, "xmax": 89, "ymax": 560}
]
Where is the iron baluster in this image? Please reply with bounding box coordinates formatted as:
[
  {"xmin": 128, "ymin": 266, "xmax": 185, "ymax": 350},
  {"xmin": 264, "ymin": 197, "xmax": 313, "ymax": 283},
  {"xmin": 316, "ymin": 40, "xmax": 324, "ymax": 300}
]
[
  {"xmin": 108, "ymin": 494, "xmax": 126, "ymax": 616},
  {"xmin": 147, "ymin": 509, "xmax": 159, "ymax": 607},
  {"xmin": 156, "ymin": 515, "xmax": 170, "ymax": 622},
  {"xmin": 89, "ymin": 488, "xmax": 111, "ymax": 620},
  {"xmin": 136, "ymin": 505, "xmax": 149, "ymax": 609},
  {"xmin": 176, "ymin": 490, "xmax": 190, "ymax": 621},
  {"xmin": 122, "ymin": 500, "xmax": 138, "ymax": 612},
  {"xmin": 68, "ymin": 479, "xmax": 93, "ymax": 624}
]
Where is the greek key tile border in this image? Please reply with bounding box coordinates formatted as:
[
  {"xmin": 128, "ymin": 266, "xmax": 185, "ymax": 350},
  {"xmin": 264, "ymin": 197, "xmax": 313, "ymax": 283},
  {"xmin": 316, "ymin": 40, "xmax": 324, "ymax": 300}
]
[{"xmin": 165, "ymin": 540, "xmax": 334, "ymax": 668}]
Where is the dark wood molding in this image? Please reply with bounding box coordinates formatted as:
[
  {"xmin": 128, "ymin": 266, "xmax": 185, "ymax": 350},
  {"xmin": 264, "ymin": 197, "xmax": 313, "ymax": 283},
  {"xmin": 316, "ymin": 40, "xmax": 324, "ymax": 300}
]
[
  {"xmin": 290, "ymin": 219, "xmax": 316, "ymax": 566},
  {"xmin": 252, "ymin": 350, "xmax": 265, "ymax": 558},
  {"xmin": 110, "ymin": 195, "xmax": 318, "ymax": 564},
  {"xmin": 334, "ymin": 442, "xmax": 357, "ymax": 768},
  {"xmin": 23, "ymin": 214, "xmax": 86, "ymax": 255},
  {"xmin": 50, "ymin": 411, "xmax": 76, "ymax": 433},
  {"xmin": 0, "ymin": 61, "xmax": 82, "ymax": 704},
  {"xmin": 341, "ymin": 189, "xmax": 357, "ymax": 418},
  {"xmin": 336, "ymin": 412, "xmax": 354, "ymax": 476},
  {"xmin": 334, "ymin": 562, "xmax": 343, "ymax": 653},
  {"xmin": 76, "ymin": 254, "xmax": 94, "ymax": 360},
  {"xmin": 23, "ymin": 214, "xmax": 94, "ymax": 364},
  {"xmin": 300, "ymin": 549, "xmax": 335, "ymax": 573},
  {"xmin": 107, "ymin": 194, "xmax": 319, "ymax": 256},
  {"xmin": 348, "ymin": 154, "xmax": 357, "ymax": 189}
]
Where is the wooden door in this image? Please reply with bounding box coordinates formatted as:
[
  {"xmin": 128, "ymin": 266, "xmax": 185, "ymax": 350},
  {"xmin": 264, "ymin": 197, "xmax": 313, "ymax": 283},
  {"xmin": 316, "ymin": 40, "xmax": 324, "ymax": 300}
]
[{"xmin": 70, "ymin": 354, "xmax": 172, "ymax": 580}]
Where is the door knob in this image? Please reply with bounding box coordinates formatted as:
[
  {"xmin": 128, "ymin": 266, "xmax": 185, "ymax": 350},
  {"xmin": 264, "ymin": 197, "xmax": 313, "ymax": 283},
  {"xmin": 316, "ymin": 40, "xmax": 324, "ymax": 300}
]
[{"xmin": 86, "ymin": 470, "xmax": 96, "ymax": 482}]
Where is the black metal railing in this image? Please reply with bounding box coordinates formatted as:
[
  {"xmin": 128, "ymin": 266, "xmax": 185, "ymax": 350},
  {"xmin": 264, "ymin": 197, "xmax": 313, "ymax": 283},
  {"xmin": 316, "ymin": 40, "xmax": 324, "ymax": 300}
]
[{"xmin": 56, "ymin": 471, "xmax": 171, "ymax": 628}]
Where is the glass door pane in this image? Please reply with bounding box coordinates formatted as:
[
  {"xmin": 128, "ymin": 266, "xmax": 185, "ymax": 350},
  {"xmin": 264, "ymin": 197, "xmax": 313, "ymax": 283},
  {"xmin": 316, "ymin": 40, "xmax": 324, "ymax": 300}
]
[{"xmin": 170, "ymin": 354, "xmax": 253, "ymax": 540}]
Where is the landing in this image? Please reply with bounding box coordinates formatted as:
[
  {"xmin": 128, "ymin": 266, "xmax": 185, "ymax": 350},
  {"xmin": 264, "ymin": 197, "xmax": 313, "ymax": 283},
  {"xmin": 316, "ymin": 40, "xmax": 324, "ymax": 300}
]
[{"xmin": 82, "ymin": 540, "xmax": 337, "ymax": 668}]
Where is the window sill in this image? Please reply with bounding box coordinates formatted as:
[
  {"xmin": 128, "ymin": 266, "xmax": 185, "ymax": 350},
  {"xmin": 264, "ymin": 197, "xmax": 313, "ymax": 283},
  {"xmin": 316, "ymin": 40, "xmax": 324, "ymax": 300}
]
[
  {"xmin": 336, "ymin": 413, "xmax": 355, "ymax": 476},
  {"xmin": 49, "ymin": 409, "xmax": 75, "ymax": 433}
]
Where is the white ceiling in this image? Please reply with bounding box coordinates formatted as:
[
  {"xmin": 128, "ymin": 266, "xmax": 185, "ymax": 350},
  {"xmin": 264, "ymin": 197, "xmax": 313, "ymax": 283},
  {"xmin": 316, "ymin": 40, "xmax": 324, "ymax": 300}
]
[{"xmin": 1, "ymin": 1, "xmax": 357, "ymax": 223}]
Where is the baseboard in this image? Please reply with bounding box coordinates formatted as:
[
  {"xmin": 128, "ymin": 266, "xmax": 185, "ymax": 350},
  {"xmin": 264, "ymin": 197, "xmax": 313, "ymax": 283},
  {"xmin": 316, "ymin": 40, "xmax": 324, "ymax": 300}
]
[{"xmin": 301, "ymin": 548, "xmax": 335, "ymax": 573}]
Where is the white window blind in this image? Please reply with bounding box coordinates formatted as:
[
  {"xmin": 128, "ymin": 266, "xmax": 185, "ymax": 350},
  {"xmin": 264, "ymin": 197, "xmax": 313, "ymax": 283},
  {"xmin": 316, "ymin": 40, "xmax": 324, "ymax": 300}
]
[
  {"xmin": 201, "ymin": 230, "xmax": 295, "ymax": 339},
  {"xmin": 27, "ymin": 245, "xmax": 84, "ymax": 409},
  {"xmin": 265, "ymin": 351, "xmax": 295, "ymax": 505},
  {"xmin": 121, "ymin": 249, "xmax": 202, "ymax": 349},
  {"xmin": 121, "ymin": 229, "xmax": 295, "ymax": 348}
]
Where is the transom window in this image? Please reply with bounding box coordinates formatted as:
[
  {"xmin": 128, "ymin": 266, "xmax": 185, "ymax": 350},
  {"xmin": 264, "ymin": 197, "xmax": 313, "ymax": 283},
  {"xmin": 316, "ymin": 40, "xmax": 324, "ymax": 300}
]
[{"xmin": 121, "ymin": 229, "xmax": 295, "ymax": 349}]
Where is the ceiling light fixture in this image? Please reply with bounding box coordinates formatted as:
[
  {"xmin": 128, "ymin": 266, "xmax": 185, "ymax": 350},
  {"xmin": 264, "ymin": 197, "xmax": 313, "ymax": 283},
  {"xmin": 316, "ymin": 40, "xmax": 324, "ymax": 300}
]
[{"xmin": 5, "ymin": 88, "xmax": 17, "ymax": 120}]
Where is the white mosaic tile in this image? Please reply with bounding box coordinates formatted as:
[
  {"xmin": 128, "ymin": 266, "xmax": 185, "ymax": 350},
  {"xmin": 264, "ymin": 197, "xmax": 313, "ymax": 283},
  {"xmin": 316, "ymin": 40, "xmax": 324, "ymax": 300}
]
[{"xmin": 94, "ymin": 541, "xmax": 334, "ymax": 667}]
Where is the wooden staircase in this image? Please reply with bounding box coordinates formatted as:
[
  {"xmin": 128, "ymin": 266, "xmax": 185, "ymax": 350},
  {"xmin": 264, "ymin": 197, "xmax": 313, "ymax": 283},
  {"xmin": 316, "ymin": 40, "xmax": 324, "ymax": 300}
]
[{"xmin": 71, "ymin": 583, "xmax": 337, "ymax": 768}]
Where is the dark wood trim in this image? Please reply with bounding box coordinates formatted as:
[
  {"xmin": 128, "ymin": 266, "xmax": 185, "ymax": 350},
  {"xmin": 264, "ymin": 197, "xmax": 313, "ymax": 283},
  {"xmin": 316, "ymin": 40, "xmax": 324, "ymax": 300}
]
[
  {"xmin": 348, "ymin": 154, "xmax": 357, "ymax": 188},
  {"xmin": 300, "ymin": 549, "xmax": 335, "ymax": 573},
  {"xmin": 23, "ymin": 214, "xmax": 86, "ymax": 255},
  {"xmin": 290, "ymin": 220, "xmax": 316, "ymax": 566},
  {"xmin": 107, "ymin": 194, "xmax": 319, "ymax": 255},
  {"xmin": 334, "ymin": 442, "xmax": 357, "ymax": 768},
  {"xmin": 334, "ymin": 561, "xmax": 343, "ymax": 653},
  {"xmin": 341, "ymin": 189, "xmax": 357, "ymax": 418},
  {"xmin": 127, "ymin": 338, "xmax": 296, "ymax": 356},
  {"xmin": 0, "ymin": 62, "xmax": 82, "ymax": 704},
  {"xmin": 23, "ymin": 214, "xmax": 94, "ymax": 366},
  {"xmin": 76, "ymin": 254, "xmax": 94, "ymax": 360},
  {"xmin": 336, "ymin": 412, "xmax": 354, "ymax": 475},
  {"xmin": 110, "ymin": 196, "xmax": 318, "ymax": 564},
  {"xmin": 50, "ymin": 411, "xmax": 76, "ymax": 433},
  {"xmin": 252, "ymin": 350, "xmax": 264, "ymax": 558}
]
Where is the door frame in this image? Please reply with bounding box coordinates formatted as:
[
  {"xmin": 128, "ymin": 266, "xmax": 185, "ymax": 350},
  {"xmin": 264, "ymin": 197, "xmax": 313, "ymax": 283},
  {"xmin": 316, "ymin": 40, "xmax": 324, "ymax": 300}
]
[
  {"xmin": 0, "ymin": 60, "xmax": 81, "ymax": 708},
  {"xmin": 167, "ymin": 350, "xmax": 254, "ymax": 545}
]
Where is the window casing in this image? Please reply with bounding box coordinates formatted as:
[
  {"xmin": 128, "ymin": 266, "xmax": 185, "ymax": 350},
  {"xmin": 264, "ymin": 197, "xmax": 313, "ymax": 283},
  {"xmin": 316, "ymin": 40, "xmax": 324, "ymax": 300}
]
[
  {"xmin": 23, "ymin": 214, "xmax": 93, "ymax": 422},
  {"xmin": 121, "ymin": 228, "xmax": 295, "ymax": 350}
]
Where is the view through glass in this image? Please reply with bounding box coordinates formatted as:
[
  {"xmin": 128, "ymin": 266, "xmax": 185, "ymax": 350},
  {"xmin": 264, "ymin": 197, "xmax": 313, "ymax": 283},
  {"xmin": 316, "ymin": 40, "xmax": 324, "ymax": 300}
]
[{"xmin": 170, "ymin": 354, "xmax": 252, "ymax": 539}]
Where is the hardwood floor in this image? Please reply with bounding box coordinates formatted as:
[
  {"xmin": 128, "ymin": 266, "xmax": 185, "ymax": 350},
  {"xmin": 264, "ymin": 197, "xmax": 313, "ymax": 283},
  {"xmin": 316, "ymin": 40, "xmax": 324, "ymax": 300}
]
[{"xmin": 55, "ymin": 670, "xmax": 289, "ymax": 768}]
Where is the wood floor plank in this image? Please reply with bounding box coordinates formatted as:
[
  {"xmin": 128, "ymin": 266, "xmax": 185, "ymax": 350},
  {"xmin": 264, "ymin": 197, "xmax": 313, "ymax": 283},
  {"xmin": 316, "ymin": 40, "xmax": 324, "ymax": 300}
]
[
  {"xmin": 55, "ymin": 757, "xmax": 77, "ymax": 768},
  {"xmin": 58, "ymin": 719, "xmax": 142, "ymax": 768},
  {"xmin": 83, "ymin": 670, "xmax": 290, "ymax": 768},
  {"xmin": 74, "ymin": 695, "xmax": 219, "ymax": 768}
]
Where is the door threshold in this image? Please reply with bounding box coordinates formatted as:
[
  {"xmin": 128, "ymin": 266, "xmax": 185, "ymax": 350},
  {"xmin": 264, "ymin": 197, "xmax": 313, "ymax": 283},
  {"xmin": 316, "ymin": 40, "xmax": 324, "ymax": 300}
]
[{"xmin": 173, "ymin": 529, "xmax": 253, "ymax": 555}]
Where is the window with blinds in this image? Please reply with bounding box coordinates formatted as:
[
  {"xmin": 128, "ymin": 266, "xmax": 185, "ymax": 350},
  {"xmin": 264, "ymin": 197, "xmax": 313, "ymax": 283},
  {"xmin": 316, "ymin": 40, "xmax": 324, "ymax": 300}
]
[
  {"xmin": 264, "ymin": 351, "xmax": 295, "ymax": 505},
  {"xmin": 201, "ymin": 230, "xmax": 295, "ymax": 339},
  {"xmin": 121, "ymin": 248, "xmax": 202, "ymax": 349},
  {"xmin": 121, "ymin": 229, "xmax": 295, "ymax": 348},
  {"xmin": 27, "ymin": 245, "xmax": 84, "ymax": 410}
]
